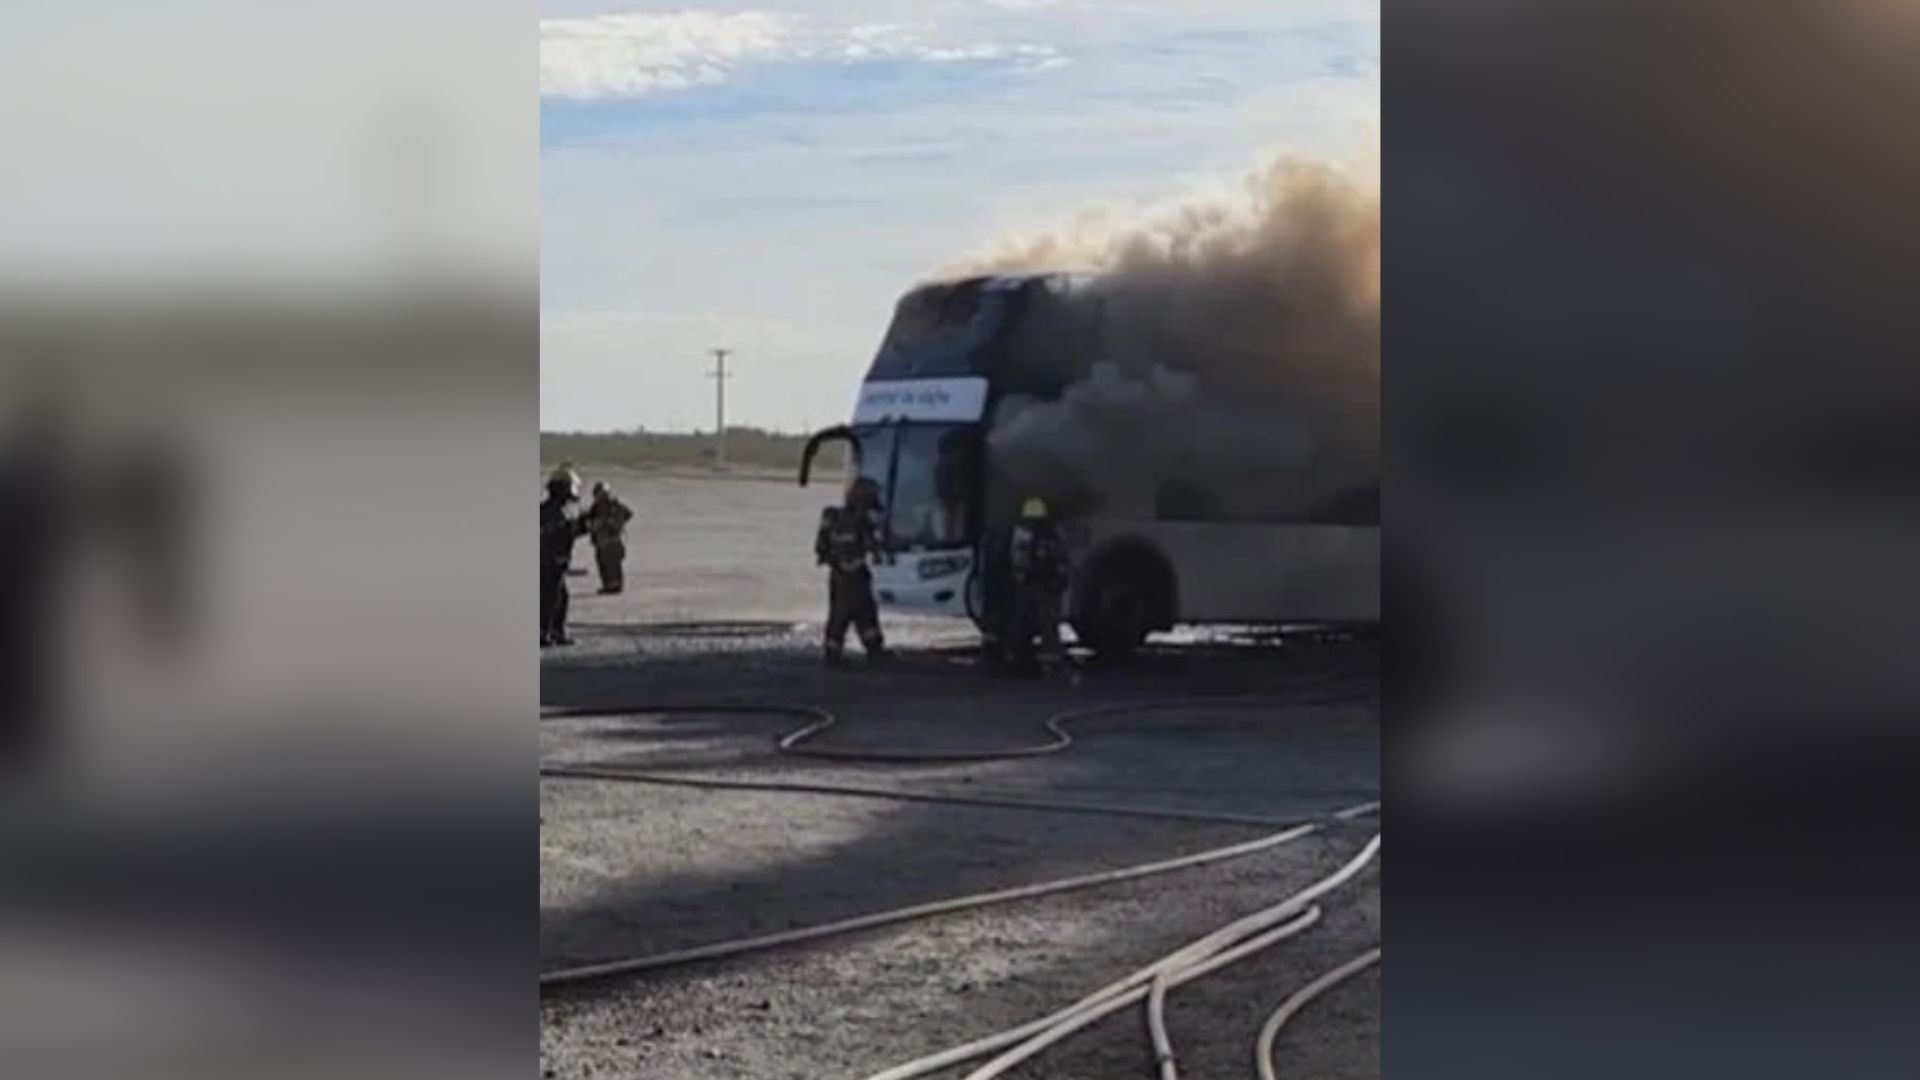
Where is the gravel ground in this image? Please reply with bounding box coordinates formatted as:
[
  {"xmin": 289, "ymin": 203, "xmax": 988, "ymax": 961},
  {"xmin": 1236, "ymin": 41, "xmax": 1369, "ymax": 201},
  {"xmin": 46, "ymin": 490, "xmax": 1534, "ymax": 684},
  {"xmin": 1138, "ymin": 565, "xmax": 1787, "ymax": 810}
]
[{"xmin": 540, "ymin": 474, "xmax": 1380, "ymax": 1079}]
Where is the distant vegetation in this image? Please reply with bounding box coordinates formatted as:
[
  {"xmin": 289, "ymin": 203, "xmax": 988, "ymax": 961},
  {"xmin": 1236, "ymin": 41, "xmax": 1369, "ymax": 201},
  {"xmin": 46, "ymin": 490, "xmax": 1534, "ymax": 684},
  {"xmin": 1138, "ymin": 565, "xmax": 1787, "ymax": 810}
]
[{"xmin": 541, "ymin": 427, "xmax": 846, "ymax": 472}]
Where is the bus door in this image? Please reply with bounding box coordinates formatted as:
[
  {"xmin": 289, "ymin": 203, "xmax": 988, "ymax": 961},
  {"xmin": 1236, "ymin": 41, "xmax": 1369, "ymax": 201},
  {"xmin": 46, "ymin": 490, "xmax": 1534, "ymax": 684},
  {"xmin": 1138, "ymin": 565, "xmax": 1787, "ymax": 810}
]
[{"xmin": 799, "ymin": 421, "xmax": 902, "ymax": 555}]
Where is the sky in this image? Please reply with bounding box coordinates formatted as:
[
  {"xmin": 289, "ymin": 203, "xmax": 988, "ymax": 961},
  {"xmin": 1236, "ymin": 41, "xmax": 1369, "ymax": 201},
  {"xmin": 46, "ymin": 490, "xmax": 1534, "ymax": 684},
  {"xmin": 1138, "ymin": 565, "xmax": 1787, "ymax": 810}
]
[{"xmin": 540, "ymin": 0, "xmax": 1378, "ymax": 433}]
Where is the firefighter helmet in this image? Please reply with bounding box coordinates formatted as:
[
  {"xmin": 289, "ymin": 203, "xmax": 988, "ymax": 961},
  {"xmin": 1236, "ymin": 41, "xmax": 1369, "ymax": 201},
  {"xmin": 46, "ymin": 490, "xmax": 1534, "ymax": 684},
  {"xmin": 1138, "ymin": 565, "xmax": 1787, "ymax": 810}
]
[{"xmin": 547, "ymin": 466, "xmax": 581, "ymax": 499}]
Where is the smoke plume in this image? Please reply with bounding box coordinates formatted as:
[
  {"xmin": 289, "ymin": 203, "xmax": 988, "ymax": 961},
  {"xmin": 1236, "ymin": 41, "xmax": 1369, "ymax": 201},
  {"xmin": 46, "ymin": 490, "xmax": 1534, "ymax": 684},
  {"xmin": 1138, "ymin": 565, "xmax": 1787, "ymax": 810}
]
[{"xmin": 946, "ymin": 157, "xmax": 1379, "ymax": 524}]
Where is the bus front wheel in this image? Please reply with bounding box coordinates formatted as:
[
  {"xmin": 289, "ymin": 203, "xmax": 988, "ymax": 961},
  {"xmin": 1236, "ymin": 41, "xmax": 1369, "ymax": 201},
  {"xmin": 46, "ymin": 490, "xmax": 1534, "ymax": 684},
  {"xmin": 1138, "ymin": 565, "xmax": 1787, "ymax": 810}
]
[{"xmin": 1072, "ymin": 551, "xmax": 1169, "ymax": 658}]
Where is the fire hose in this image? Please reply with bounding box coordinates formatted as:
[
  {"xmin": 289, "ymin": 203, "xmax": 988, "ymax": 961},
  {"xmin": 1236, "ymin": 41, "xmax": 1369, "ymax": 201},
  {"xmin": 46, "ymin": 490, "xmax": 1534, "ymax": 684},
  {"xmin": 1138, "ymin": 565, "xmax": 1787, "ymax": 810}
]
[
  {"xmin": 1254, "ymin": 946, "xmax": 1382, "ymax": 1080},
  {"xmin": 859, "ymin": 834, "xmax": 1378, "ymax": 1080},
  {"xmin": 540, "ymin": 665, "xmax": 1379, "ymax": 1072},
  {"xmin": 537, "ymin": 797, "xmax": 1376, "ymax": 990},
  {"xmin": 541, "ymin": 683, "xmax": 1370, "ymax": 829}
]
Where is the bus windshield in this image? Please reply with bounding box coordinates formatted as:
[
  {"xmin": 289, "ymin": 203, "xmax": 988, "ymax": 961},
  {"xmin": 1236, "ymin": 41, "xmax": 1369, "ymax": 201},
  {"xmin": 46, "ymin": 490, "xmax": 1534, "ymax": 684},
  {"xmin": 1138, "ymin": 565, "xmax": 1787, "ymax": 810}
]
[
  {"xmin": 868, "ymin": 286, "xmax": 1009, "ymax": 380},
  {"xmin": 854, "ymin": 422, "xmax": 978, "ymax": 550}
]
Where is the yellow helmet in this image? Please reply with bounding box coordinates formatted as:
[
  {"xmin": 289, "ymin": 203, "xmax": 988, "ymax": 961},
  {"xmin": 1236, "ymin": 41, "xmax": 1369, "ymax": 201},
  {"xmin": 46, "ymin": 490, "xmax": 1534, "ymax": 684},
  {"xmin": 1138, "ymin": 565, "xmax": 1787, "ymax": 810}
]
[
  {"xmin": 1020, "ymin": 497, "xmax": 1048, "ymax": 520},
  {"xmin": 546, "ymin": 465, "xmax": 581, "ymax": 497}
]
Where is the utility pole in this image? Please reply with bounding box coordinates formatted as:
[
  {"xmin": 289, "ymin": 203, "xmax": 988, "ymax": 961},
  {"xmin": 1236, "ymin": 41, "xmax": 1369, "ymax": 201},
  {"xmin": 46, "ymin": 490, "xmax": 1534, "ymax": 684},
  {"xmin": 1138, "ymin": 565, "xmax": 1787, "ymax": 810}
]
[{"xmin": 707, "ymin": 348, "xmax": 732, "ymax": 469}]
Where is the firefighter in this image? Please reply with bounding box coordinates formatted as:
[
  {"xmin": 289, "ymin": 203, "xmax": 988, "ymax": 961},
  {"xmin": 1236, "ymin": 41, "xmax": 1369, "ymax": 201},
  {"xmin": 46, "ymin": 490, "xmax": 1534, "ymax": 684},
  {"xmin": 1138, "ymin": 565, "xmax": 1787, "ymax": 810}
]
[
  {"xmin": 540, "ymin": 466, "xmax": 589, "ymax": 647},
  {"xmin": 586, "ymin": 480, "xmax": 634, "ymax": 595},
  {"xmin": 1006, "ymin": 496, "xmax": 1071, "ymax": 675},
  {"xmin": 815, "ymin": 476, "xmax": 889, "ymax": 668}
]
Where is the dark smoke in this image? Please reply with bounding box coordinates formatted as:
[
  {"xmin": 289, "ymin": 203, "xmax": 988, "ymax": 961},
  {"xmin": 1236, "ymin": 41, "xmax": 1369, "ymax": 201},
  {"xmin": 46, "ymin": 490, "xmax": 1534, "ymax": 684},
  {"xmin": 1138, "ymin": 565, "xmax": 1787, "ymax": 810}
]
[{"xmin": 944, "ymin": 158, "xmax": 1379, "ymax": 524}]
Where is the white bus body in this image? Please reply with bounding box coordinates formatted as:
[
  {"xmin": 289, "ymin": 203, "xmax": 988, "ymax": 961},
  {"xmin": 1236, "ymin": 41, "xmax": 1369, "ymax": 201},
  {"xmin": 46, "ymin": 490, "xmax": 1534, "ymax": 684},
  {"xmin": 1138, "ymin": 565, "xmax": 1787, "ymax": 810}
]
[{"xmin": 840, "ymin": 372, "xmax": 1379, "ymax": 641}]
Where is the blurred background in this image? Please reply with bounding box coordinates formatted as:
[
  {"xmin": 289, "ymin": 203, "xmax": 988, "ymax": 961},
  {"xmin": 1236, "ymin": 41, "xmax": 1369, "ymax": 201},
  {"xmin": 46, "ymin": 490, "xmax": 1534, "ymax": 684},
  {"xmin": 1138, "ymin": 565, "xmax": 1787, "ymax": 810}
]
[
  {"xmin": 0, "ymin": 4, "xmax": 534, "ymax": 1079},
  {"xmin": 1393, "ymin": 0, "xmax": 1920, "ymax": 805},
  {"xmin": 4, "ymin": 0, "xmax": 1919, "ymax": 1077},
  {"xmin": 1389, "ymin": 1, "xmax": 1920, "ymax": 1077}
]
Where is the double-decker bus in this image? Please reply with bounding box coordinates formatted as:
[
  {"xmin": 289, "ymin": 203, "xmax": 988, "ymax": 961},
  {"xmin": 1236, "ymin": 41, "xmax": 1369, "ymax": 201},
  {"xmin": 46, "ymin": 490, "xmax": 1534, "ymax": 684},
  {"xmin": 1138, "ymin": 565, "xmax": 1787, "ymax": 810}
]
[{"xmin": 799, "ymin": 273, "xmax": 1378, "ymax": 655}]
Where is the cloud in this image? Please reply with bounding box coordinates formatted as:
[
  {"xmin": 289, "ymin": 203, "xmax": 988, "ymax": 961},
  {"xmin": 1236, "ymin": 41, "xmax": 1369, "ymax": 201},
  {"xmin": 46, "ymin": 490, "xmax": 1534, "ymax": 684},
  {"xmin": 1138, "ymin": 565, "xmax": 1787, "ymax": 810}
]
[
  {"xmin": 841, "ymin": 23, "xmax": 1066, "ymax": 66},
  {"xmin": 539, "ymin": 2, "xmax": 1378, "ymax": 430},
  {"xmin": 540, "ymin": 10, "xmax": 1068, "ymax": 100},
  {"xmin": 540, "ymin": 11, "xmax": 798, "ymax": 99}
]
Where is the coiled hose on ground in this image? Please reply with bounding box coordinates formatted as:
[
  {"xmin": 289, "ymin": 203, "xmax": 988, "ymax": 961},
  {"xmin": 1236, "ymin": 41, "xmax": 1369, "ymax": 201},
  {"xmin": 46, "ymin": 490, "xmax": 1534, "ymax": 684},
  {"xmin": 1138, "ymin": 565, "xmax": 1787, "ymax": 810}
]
[
  {"xmin": 862, "ymin": 834, "xmax": 1379, "ymax": 1080},
  {"xmin": 540, "ymin": 634, "xmax": 1380, "ymax": 1075},
  {"xmin": 1254, "ymin": 946, "xmax": 1382, "ymax": 1080},
  {"xmin": 541, "ymin": 681, "xmax": 1371, "ymax": 829}
]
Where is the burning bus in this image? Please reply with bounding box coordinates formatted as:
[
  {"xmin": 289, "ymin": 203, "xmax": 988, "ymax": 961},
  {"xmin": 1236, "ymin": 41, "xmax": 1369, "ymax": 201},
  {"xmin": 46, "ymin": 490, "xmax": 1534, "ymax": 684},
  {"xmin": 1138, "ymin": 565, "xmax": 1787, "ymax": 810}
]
[{"xmin": 799, "ymin": 272, "xmax": 1378, "ymax": 655}]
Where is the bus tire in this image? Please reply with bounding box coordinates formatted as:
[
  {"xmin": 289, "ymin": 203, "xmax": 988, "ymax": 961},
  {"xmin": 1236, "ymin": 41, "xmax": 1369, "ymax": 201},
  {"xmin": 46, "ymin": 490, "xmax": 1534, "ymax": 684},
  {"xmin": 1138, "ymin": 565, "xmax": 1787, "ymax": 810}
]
[{"xmin": 1072, "ymin": 545, "xmax": 1174, "ymax": 659}]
